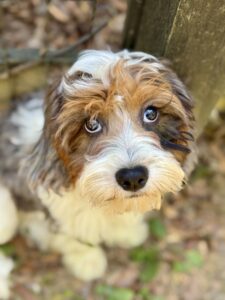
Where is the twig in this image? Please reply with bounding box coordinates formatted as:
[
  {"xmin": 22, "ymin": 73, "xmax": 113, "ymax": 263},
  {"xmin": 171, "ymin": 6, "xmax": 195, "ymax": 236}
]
[
  {"xmin": 51, "ymin": 20, "xmax": 107, "ymax": 57},
  {"xmin": 0, "ymin": 21, "xmax": 108, "ymax": 65}
]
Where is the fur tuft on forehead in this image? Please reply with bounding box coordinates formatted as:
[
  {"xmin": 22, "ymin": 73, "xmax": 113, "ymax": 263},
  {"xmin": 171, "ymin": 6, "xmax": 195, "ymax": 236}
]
[
  {"xmin": 63, "ymin": 50, "xmax": 193, "ymax": 116},
  {"xmin": 23, "ymin": 50, "xmax": 194, "ymax": 193}
]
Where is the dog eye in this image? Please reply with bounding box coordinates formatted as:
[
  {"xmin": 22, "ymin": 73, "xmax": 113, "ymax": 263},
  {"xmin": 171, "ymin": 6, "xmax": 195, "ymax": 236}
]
[
  {"xmin": 85, "ymin": 118, "xmax": 102, "ymax": 133},
  {"xmin": 143, "ymin": 106, "xmax": 158, "ymax": 123}
]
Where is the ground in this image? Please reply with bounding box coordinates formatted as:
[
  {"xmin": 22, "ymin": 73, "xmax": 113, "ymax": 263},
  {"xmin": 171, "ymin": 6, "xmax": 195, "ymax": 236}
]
[{"xmin": 0, "ymin": 1, "xmax": 225, "ymax": 300}]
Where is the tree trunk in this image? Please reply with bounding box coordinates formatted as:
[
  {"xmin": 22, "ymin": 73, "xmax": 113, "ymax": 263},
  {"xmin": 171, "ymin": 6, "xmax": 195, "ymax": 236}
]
[{"xmin": 123, "ymin": 0, "xmax": 225, "ymax": 134}]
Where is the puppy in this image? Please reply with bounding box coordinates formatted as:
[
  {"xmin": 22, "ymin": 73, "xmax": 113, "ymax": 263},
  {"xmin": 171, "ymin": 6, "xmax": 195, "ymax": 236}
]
[{"xmin": 0, "ymin": 50, "xmax": 195, "ymax": 282}]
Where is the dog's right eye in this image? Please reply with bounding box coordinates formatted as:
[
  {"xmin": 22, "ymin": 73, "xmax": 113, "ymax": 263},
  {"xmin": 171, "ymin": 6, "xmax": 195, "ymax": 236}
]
[{"xmin": 84, "ymin": 118, "xmax": 102, "ymax": 134}]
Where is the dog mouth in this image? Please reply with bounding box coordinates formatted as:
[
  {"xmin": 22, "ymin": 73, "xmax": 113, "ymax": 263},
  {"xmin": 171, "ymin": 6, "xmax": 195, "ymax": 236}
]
[
  {"xmin": 106, "ymin": 193, "xmax": 145, "ymax": 201},
  {"xmin": 128, "ymin": 194, "xmax": 143, "ymax": 199},
  {"xmin": 103, "ymin": 192, "xmax": 162, "ymax": 213}
]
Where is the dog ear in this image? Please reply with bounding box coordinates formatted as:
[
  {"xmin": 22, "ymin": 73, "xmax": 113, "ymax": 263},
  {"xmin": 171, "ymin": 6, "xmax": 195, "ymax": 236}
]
[
  {"xmin": 160, "ymin": 61, "xmax": 194, "ymax": 118},
  {"xmin": 159, "ymin": 61, "xmax": 197, "ymax": 176},
  {"xmin": 22, "ymin": 78, "xmax": 71, "ymax": 192}
]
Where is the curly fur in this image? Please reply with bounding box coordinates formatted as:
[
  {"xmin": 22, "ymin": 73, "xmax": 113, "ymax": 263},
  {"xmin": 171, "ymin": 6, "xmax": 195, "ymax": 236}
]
[{"xmin": 0, "ymin": 50, "xmax": 195, "ymax": 287}]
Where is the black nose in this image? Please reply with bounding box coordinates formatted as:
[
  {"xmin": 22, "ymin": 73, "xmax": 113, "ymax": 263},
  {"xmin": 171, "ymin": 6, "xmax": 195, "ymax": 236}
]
[{"xmin": 115, "ymin": 166, "xmax": 149, "ymax": 192}]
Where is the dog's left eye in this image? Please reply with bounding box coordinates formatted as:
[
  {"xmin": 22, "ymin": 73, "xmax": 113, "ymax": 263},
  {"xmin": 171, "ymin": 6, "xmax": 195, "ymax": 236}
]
[
  {"xmin": 85, "ymin": 119, "xmax": 102, "ymax": 133},
  {"xmin": 143, "ymin": 106, "xmax": 158, "ymax": 123}
]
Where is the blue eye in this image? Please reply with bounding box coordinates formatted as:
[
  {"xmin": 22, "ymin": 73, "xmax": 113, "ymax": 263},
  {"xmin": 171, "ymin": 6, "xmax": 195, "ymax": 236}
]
[
  {"xmin": 85, "ymin": 119, "xmax": 102, "ymax": 133},
  {"xmin": 143, "ymin": 106, "xmax": 158, "ymax": 123}
]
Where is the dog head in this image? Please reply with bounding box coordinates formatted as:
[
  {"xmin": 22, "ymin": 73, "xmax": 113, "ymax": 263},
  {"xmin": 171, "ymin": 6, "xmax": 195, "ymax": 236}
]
[{"xmin": 27, "ymin": 50, "xmax": 194, "ymax": 214}]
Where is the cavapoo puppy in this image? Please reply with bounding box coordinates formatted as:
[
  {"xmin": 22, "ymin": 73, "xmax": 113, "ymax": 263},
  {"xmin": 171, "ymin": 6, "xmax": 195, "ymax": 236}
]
[{"xmin": 0, "ymin": 50, "xmax": 195, "ymax": 285}]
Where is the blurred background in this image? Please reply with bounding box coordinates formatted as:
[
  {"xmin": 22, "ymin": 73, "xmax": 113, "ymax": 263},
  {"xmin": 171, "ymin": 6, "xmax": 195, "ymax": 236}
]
[{"xmin": 0, "ymin": 1, "xmax": 225, "ymax": 300}]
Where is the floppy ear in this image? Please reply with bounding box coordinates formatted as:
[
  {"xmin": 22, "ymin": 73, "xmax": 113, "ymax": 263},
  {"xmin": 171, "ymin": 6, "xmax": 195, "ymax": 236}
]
[
  {"xmin": 160, "ymin": 61, "xmax": 194, "ymax": 118},
  {"xmin": 160, "ymin": 61, "xmax": 197, "ymax": 177},
  {"xmin": 22, "ymin": 78, "xmax": 70, "ymax": 192}
]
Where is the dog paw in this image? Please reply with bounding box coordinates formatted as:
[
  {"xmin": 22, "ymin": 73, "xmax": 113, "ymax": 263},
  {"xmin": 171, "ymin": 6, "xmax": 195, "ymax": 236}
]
[
  {"xmin": 62, "ymin": 247, "xmax": 107, "ymax": 281},
  {"xmin": 0, "ymin": 186, "xmax": 18, "ymax": 245},
  {"xmin": 0, "ymin": 252, "xmax": 14, "ymax": 299},
  {"xmin": 19, "ymin": 211, "xmax": 52, "ymax": 251}
]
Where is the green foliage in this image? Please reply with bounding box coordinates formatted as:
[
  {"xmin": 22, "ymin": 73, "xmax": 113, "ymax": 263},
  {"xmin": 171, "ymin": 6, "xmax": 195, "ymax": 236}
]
[
  {"xmin": 138, "ymin": 288, "xmax": 165, "ymax": 300},
  {"xmin": 149, "ymin": 218, "xmax": 167, "ymax": 240},
  {"xmin": 191, "ymin": 163, "xmax": 212, "ymax": 181},
  {"xmin": 41, "ymin": 272, "xmax": 55, "ymax": 285},
  {"xmin": 173, "ymin": 249, "xmax": 204, "ymax": 273},
  {"xmin": 52, "ymin": 290, "xmax": 83, "ymax": 300},
  {"xmin": 96, "ymin": 285, "xmax": 134, "ymax": 300},
  {"xmin": 130, "ymin": 247, "xmax": 161, "ymax": 282},
  {"xmin": 0, "ymin": 243, "xmax": 17, "ymax": 256}
]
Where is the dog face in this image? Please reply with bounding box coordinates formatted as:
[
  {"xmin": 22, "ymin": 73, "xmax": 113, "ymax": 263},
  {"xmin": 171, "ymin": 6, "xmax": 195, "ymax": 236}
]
[{"xmin": 28, "ymin": 50, "xmax": 194, "ymax": 214}]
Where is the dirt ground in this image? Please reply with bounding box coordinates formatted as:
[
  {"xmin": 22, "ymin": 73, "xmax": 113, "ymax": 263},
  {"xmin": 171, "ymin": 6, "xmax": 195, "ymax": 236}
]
[{"xmin": 0, "ymin": 1, "xmax": 225, "ymax": 300}]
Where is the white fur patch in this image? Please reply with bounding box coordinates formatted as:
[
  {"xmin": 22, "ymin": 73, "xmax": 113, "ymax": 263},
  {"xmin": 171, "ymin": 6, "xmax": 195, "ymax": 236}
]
[
  {"xmin": 10, "ymin": 98, "xmax": 44, "ymax": 146},
  {"xmin": 0, "ymin": 185, "xmax": 18, "ymax": 245},
  {"xmin": 0, "ymin": 252, "xmax": 14, "ymax": 300},
  {"xmin": 68, "ymin": 50, "xmax": 161, "ymax": 79},
  {"xmin": 63, "ymin": 50, "xmax": 163, "ymax": 93}
]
